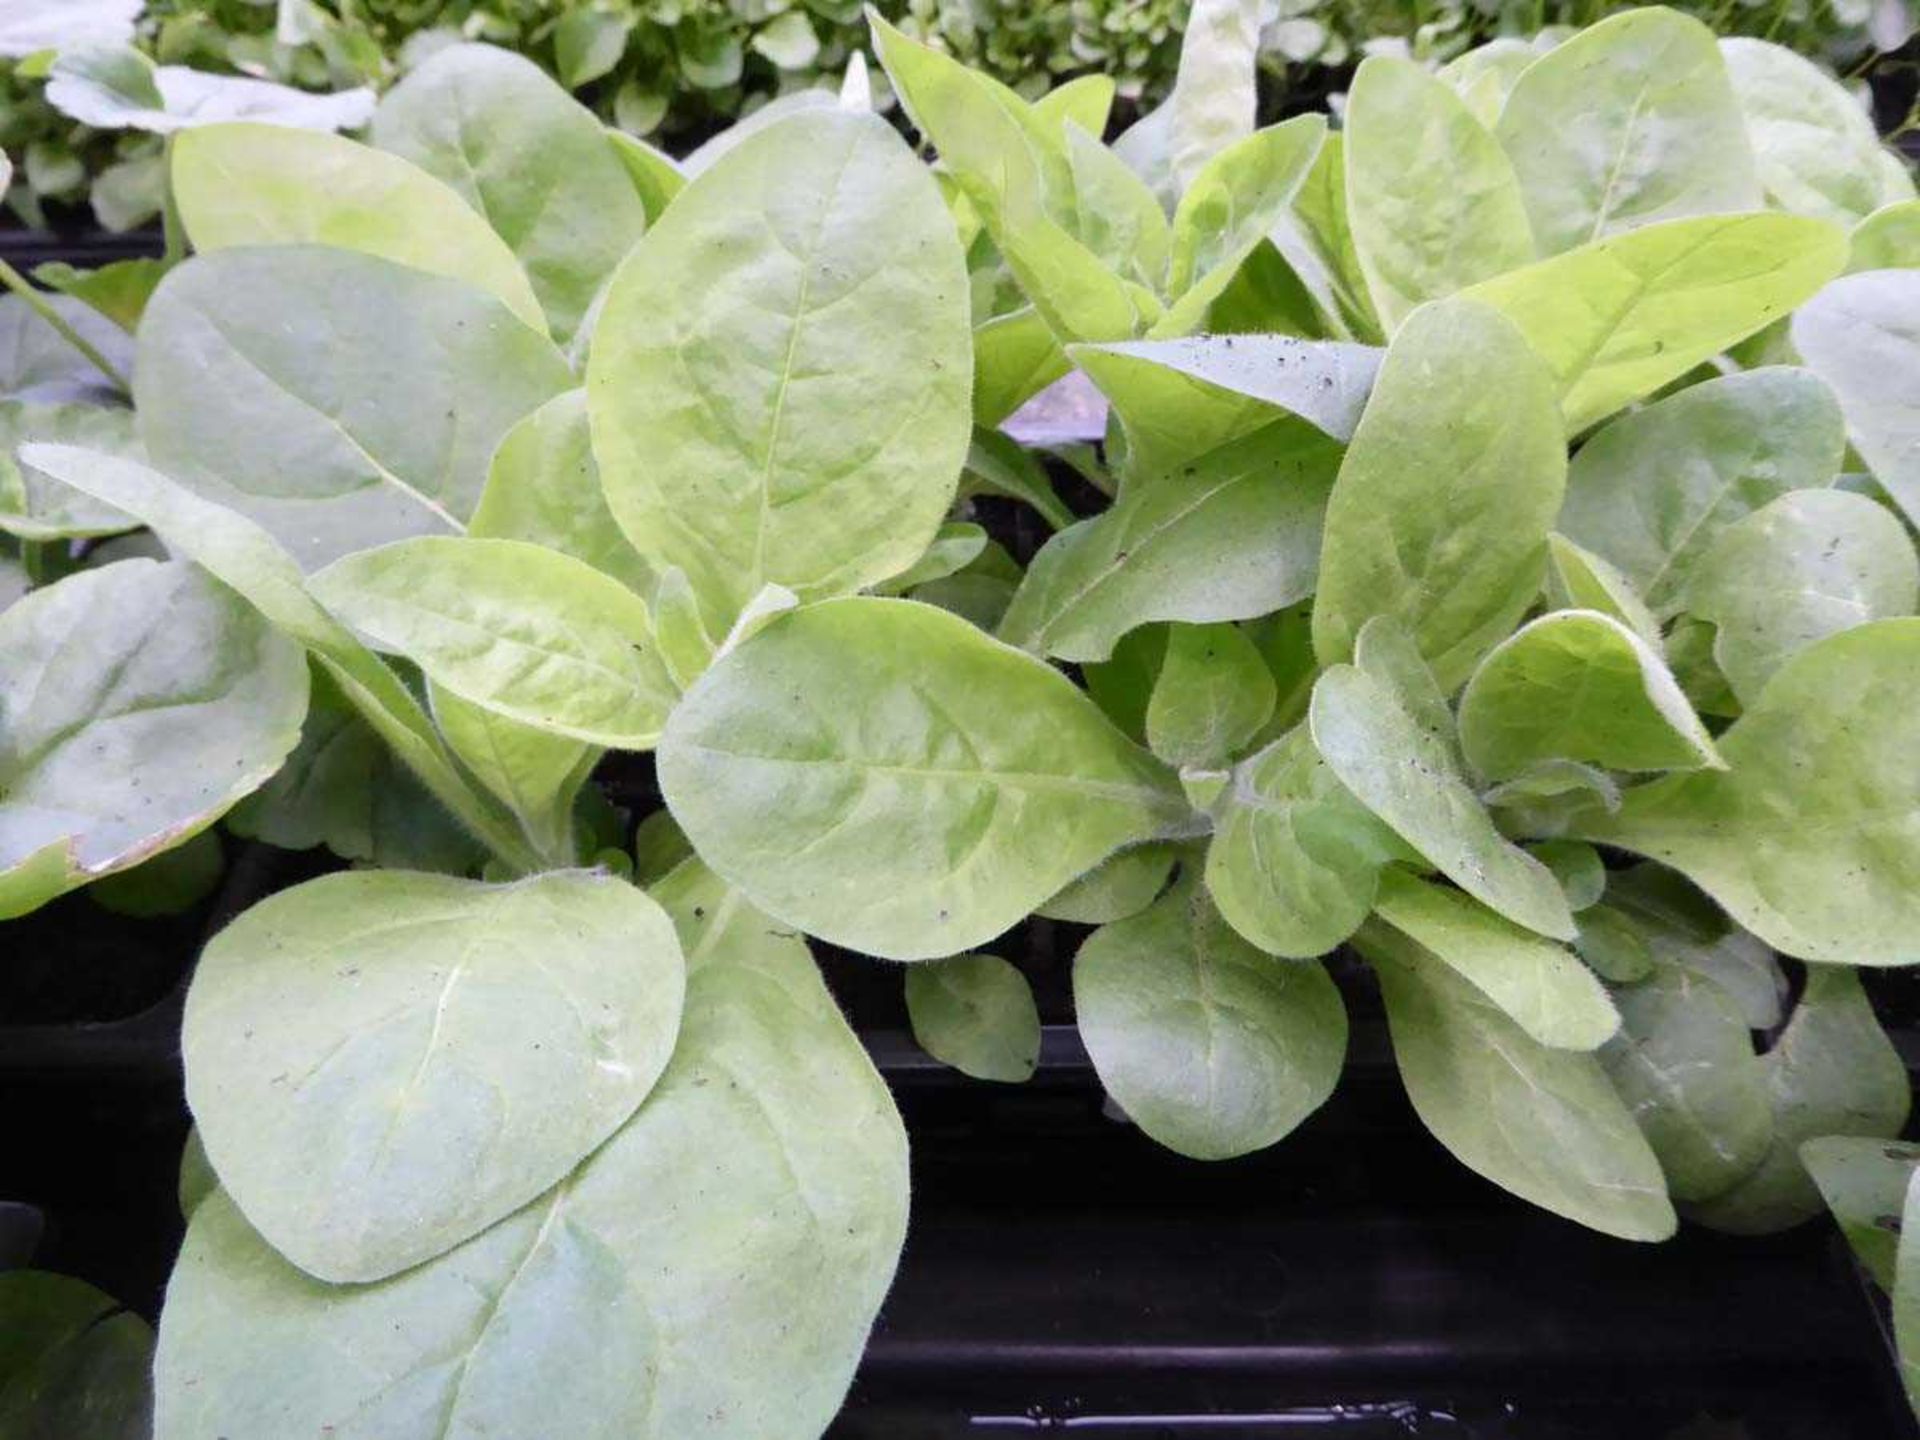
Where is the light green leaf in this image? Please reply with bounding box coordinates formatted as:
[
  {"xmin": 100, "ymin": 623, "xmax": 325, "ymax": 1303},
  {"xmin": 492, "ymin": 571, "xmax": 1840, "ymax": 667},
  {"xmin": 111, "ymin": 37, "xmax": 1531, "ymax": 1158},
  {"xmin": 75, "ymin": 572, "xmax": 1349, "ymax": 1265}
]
[
  {"xmin": 905, "ymin": 953, "xmax": 1041, "ymax": 1083},
  {"xmin": 605, "ymin": 129, "xmax": 685, "ymax": 224},
  {"xmin": 170, "ymin": 124, "xmax": 547, "ymax": 334},
  {"xmin": 1688, "ymin": 967, "xmax": 1909, "ymax": 1234},
  {"xmin": 1166, "ymin": 0, "xmax": 1260, "ymax": 195},
  {"xmin": 1344, "ymin": 56, "xmax": 1534, "ymax": 334},
  {"xmin": 1544, "ymin": 534, "xmax": 1663, "ymax": 648},
  {"xmin": 1144, "ymin": 621, "xmax": 1275, "ymax": 769},
  {"xmin": 1269, "ymin": 132, "xmax": 1381, "ymax": 342},
  {"xmin": 974, "ymin": 307, "xmax": 1071, "ymax": 428},
  {"xmin": 1467, "ymin": 213, "xmax": 1846, "ymax": 434},
  {"xmin": 30, "ymin": 256, "xmax": 165, "ymax": 334},
  {"xmin": 1685, "ymin": 489, "xmax": 1918, "ymax": 702},
  {"xmin": 1076, "ymin": 871, "xmax": 1345, "ymax": 1160},
  {"xmin": 999, "ymin": 418, "xmax": 1341, "ymax": 663},
  {"xmin": 1557, "ymin": 367, "xmax": 1847, "ymax": 614},
  {"xmin": 1572, "ymin": 621, "xmax": 1920, "ymax": 965},
  {"xmin": 1037, "ymin": 842, "xmax": 1176, "ymax": 923},
  {"xmin": 1721, "ymin": 38, "xmax": 1914, "ymax": 228},
  {"xmin": 1574, "ymin": 903, "xmax": 1655, "ymax": 982},
  {"xmin": 1602, "ymin": 962, "xmax": 1774, "ymax": 1202},
  {"xmin": 1850, "ymin": 200, "xmax": 1920, "ymax": 272},
  {"xmin": 1312, "ymin": 298, "xmax": 1565, "ymax": 691},
  {"xmin": 1372, "ymin": 870, "xmax": 1617, "ymax": 1050},
  {"xmin": 872, "ymin": 522, "xmax": 988, "ymax": 596},
  {"xmin": 1529, "ymin": 838, "xmax": 1606, "ymax": 911},
  {"xmin": 470, "ymin": 390, "xmax": 652, "ymax": 595},
  {"xmin": 659, "ymin": 597, "xmax": 1188, "ymax": 961},
  {"xmin": 0, "ymin": 559, "xmax": 307, "ymax": 919},
  {"xmin": 310, "ymin": 537, "xmax": 678, "ymax": 749},
  {"xmin": 45, "ymin": 43, "xmax": 372, "ymax": 135},
  {"xmin": 374, "ymin": 44, "xmax": 650, "ymax": 346},
  {"xmin": 1604, "ymin": 864, "xmax": 1786, "ymax": 1027},
  {"xmin": 1802, "ymin": 1135, "xmax": 1920, "ymax": 1288},
  {"xmin": 555, "ymin": 10, "xmax": 631, "ymax": 87},
  {"xmin": 589, "ymin": 108, "xmax": 970, "ymax": 635},
  {"xmin": 1791, "ymin": 269, "xmax": 1920, "ymax": 526},
  {"xmin": 154, "ymin": 858, "xmax": 907, "ymax": 1440},
  {"xmin": 1365, "ymin": 922, "xmax": 1676, "ymax": 1240},
  {"xmin": 959, "ymin": 429, "xmax": 1073, "ymax": 531},
  {"xmin": 1437, "ymin": 37, "xmax": 1541, "ymax": 124},
  {"xmin": 1204, "ymin": 723, "xmax": 1402, "ymax": 959},
  {"xmin": 1495, "ymin": 9, "xmax": 1760, "ymax": 257},
  {"xmin": 1311, "ymin": 664, "xmax": 1576, "ymax": 940},
  {"xmin": 1061, "ymin": 124, "xmax": 1171, "ymax": 292},
  {"xmin": 0, "ymin": 1271, "xmax": 152, "ymax": 1440},
  {"xmin": 135, "ymin": 247, "xmax": 571, "ymax": 571},
  {"xmin": 679, "ymin": 91, "xmax": 837, "ymax": 177},
  {"xmin": 430, "ymin": 687, "xmax": 592, "ymax": 858},
  {"xmin": 1457, "ymin": 610, "xmax": 1721, "ymax": 781},
  {"xmin": 0, "ymin": 402, "xmax": 139, "ymax": 541},
  {"xmin": 1034, "ymin": 74, "xmax": 1116, "ymax": 139},
  {"xmin": 184, "ymin": 870, "xmax": 685, "ymax": 1283},
  {"xmin": 910, "ymin": 539, "xmax": 1022, "ymax": 632},
  {"xmin": 0, "ymin": 293, "xmax": 132, "ymax": 406}
]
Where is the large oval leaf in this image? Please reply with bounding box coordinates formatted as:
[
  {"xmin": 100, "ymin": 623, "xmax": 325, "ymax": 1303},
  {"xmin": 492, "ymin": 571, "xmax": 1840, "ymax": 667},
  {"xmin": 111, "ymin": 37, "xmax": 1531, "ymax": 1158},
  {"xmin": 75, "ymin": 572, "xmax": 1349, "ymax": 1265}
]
[
  {"xmin": 1364, "ymin": 923, "xmax": 1676, "ymax": 1241},
  {"xmin": 1556, "ymin": 367, "xmax": 1846, "ymax": 614},
  {"xmin": 1344, "ymin": 56, "xmax": 1534, "ymax": 333},
  {"xmin": 170, "ymin": 124, "xmax": 546, "ymax": 332},
  {"xmin": 589, "ymin": 107, "xmax": 971, "ymax": 633},
  {"xmin": 184, "ymin": 869, "xmax": 686, "ymax": 1283},
  {"xmin": 155, "ymin": 859, "xmax": 907, "ymax": 1439},
  {"xmin": 998, "ymin": 418, "xmax": 1342, "ymax": 664},
  {"xmin": 1494, "ymin": 9, "xmax": 1760, "ymax": 256},
  {"xmin": 1467, "ymin": 213, "xmax": 1846, "ymax": 434},
  {"xmin": 1572, "ymin": 620, "xmax": 1920, "ymax": 965},
  {"xmin": 1457, "ymin": 609, "xmax": 1721, "ymax": 781},
  {"xmin": 1312, "ymin": 297, "xmax": 1565, "ymax": 691},
  {"xmin": 1076, "ymin": 871, "xmax": 1346, "ymax": 1160},
  {"xmin": 0, "ymin": 558, "xmax": 306, "ymax": 918},
  {"xmin": 310, "ymin": 537, "xmax": 678, "ymax": 748},
  {"xmin": 374, "ymin": 43, "xmax": 649, "ymax": 346},
  {"xmin": 135, "ymin": 247, "xmax": 571, "ymax": 571},
  {"xmin": 1791, "ymin": 269, "xmax": 1920, "ymax": 527},
  {"xmin": 659, "ymin": 597, "xmax": 1188, "ymax": 960}
]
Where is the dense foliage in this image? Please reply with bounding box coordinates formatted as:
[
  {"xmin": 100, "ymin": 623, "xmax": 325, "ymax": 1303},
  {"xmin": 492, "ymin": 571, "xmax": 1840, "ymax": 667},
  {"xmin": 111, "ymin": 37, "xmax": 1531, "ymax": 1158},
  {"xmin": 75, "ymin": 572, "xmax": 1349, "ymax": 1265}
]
[
  {"xmin": 3, "ymin": 0, "xmax": 1912, "ymax": 228},
  {"xmin": 5, "ymin": 0, "xmax": 1920, "ymax": 1431}
]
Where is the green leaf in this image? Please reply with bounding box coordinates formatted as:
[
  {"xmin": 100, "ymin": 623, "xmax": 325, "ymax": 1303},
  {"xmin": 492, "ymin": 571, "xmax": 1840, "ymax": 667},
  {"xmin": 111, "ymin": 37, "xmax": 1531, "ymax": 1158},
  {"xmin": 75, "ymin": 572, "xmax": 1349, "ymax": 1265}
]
[
  {"xmin": 1684, "ymin": 489, "xmax": 1918, "ymax": 703},
  {"xmin": 554, "ymin": 10, "xmax": 631, "ymax": 87},
  {"xmin": 1364, "ymin": 922, "xmax": 1676, "ymax": 1241},
  {"xmin": 606, "ymin": 129, "xmax": 685, "ymax": 224},
  {"xmin": 470, "ymin": 390, "xmax": 653, "ymax": 595},
  {"xmin": 1605, "ymin": 864, "xmax": 1786, "ymax": 1027},
  {"xmin": 310, "ymin": 537, "xmax": 679, "ymax": 749},
  {"xmin": 1791, "ymin": 269, "xmax": 1920, "ymax": 526},
  {"xmin": 905, "ymin": 953, "xmax": 1041, "ymax": 1083},
  {"xmin": 90, "ymin": 827, "xmax": 224, "ymax": 918},
  {"xmin": 1204, "ymin": 723, "xmax": 1402, "ymax": 958},
  {"xmin": 170, "ymin": 123, "xmax": 547, "ymax": 334},
  {"xmin": 1850, "ymin": 200, "xmax": 1920, "ymax": 272},
  {"xmin": 1557, "ymin": 367, "xmax": 1847, "ymax": 614},
  {"xmin": 1602, "ymin": 962, "xmax": 1774, "ymax": 1202},
  {"xmin": 1544, "ymin": 534, "xmax": 1663, "ymax": 648},
  {"xmin": 1494, "ymin": 9, "xmax": 1760, "ymax": 257},
  {"xmin": 1529, "ymin": 838, "xmax": 1606, "ymax": 911},
  {"xmin": 1344, "ymin": 56, "xmax": 1534, "ymax": 334},
  {"xmin": 959, "ymin": 429, "xmax": 1073, "ymax": 531},
  {"xmin": 1034, "ymin": 74, "xmax": 1116, "ymax": 139},
  {"xmin": 0, "ymin": 1271, "xmax": 152, "ymax": 1440},
  {"xmin": 1372, "ymin": 871, "xmax": 1615, "ymax": 1052},
  {"xmin": 184, "ymin": 869, "xmax": 685, "ymax": 1283},
  {"xmin": 31, "ymin": 257, "xmax": 166, "ymax": 334},
  {"xmin": 1270, "ymin": 132, "xmax": 1381, "ymax": 342},
  {"xmin": 974, "ymin": 307, "xmax": 1072, "ymax": 428},
  {"xmin": 1061, "ymin": 124, "xmax": 1171, "ymax": 293},
  {"xmin": 1144, "ymin": 621, "xmax": 1275, "ymax": 769},
  {"xmin": 154, "ymin": 859, "xmax": 907, "ymax": 1439},
  {"xmin": 1721, "ymin": 38, "xmax": 1915, "ymax": 228},
  {"xmin": 659, "ymin": 597, "xmax": 1188, "ymax": 960},
  {"xmin": 45, "ymin": 42, "xmax": 374, "ymax": 136},
  {"xmin": 1802, "ymin": 1135, "xmax": 1920, "ymax": 1288},
  {"xmin": 0, "ymin": 293, "xmax": 133, "ymax": 406},
  {"xmin": 999, "ymin": 419, "xmax": 1341, "ymax": 663},
  {"xmin": 0, "ymin": 402, "xmax": 140, "ymax": 541},
  {"xmin": 1572, "ymin": 621, "xmax": 1920, "ymax": 965},
  {"xmin": 374, "ymin": 44, "xmax": 651, "ymax": 346},
  {"xmin": 1311, "ymin": 664, "xmax": 1576, "ymax": 940},
  {"xmin": 1166, "ymin": 0, "xmax": 1260, "ymax": 195},
  {"xmin": 589, "ymin": 108, "xmax": 970, "ymax": 635},
  {"xmin": 872, "ymin": 522, "xmax": 988, "ymax": 596},
  {"xmin": 135, "ymin": 248, "xmax": 571, "ymax": 571},
  {"xmin": 1573, "ymin": 903, "xmax": 1655, "ymax": 983},
  {"xmin": 1457, "ymin": 610, "xmax": 1721, "ymax": 782},
  {"xmin": 0, "ymin": 559, "xmax": 307, "ymax": 919},
  {"xmin": 1688, "ymin": 967, "xmax": 1909, "ymax": 1234},
  {"xmin": 1036, "ymin": 842, "xmax": 1176, "ymax": 923},
  {"xmin": 1076, "ymin": 871, "xmax": 1346, "ymax": 1160},
  {"xmin": 430, "ymin": 687, "xmax": 592, "ymax": 858},
  {"xmin": 1312, "ymin": 298, "xmax": 1565, "ymax": 691},
  {"xmin": 1467, "ymin": 213, "xmax": 1846, "ymax": 434}
]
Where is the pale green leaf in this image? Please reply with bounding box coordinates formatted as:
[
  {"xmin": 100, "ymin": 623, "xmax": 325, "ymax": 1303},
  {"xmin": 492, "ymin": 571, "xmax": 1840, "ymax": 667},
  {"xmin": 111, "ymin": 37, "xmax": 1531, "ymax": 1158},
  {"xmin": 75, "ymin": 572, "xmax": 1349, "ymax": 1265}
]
[
  {"xmin": 0, "ymin": 402, "xmax": 139, "ymax": 541},
  {"xmin": 1604, "ymin": 864, "xmax": 1787, "ymax": 1027},
  {"xmin": 1076, "ymin": 871, "xmax": 1345, "ymax": 1160},
  {"xmin": 1790, "ymin": 269, "xmax": 1920, "ymax": 526},
  {"xmin": 45, "ymin": 43, "xmax": 374, "ymax": 136},
  {"xmin": 1801, "ymin": 1135, "xmax": 1920, "ymax": 1288},
  {"xmin": 1144, "ymin": 621, "xmax": 1276, "ymax": 769},
  {"xmin": 1544, "ymin": 534, "xmax": 1663, "ymax": 648},
  {"xmin": 184, "ymin": 870, "xmax": 685, "ymax": 1282},
  {"xmin": 659, "ymin": 597, "xmax": 1188, "ymax": 960},
  {"xmin": 605, "ymin": 129, "xmax": 685, "ymax": 224},
  {"xmin": 589, "ymin": 108, "xmax": 970, "ymax": 634},
  {"xmin": 1166, "ymin": 0, "xmax": 1260, "ymax": 195},
  {"xmin": 0, "ymin": 293, "xmax": 132, "ymax": 406},
  {"xmin": 905, "ymin": 953, "xmax": 1041, "ymax": 1083},
  {"xmin": 1849, "ymin": 200, "xmax": 1920, "ymax": 272},
  {"xmin": 430, "ymin": 687, "xmax": 592, "ymax": 857},
  {"xmin": 1269, "ymin": 132, "xmax": 1381, "ymax": 342},
  {"xmin": 1036, "ymin": 842, "xmax": 1176, "ymax": 923}
]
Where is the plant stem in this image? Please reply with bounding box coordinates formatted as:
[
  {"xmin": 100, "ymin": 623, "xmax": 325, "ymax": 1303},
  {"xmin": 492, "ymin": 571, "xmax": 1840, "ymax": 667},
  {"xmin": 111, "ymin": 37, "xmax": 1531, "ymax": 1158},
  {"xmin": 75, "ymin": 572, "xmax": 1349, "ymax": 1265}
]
[{"xmin": 0, "ymin": 259, "xmax": 132, "ymax": 395}]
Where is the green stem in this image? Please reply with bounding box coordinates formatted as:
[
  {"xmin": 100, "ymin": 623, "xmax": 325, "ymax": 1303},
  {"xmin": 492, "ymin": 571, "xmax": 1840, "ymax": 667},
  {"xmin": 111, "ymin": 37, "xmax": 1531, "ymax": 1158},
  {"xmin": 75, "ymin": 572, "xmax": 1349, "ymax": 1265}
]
[
  {"xmin": 0, "ymin": 259, "xmax": 132, "ymax": 395},
  {"xmin": 20, "ymin": 540, "xmax": 53, "ymax": 587}
]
